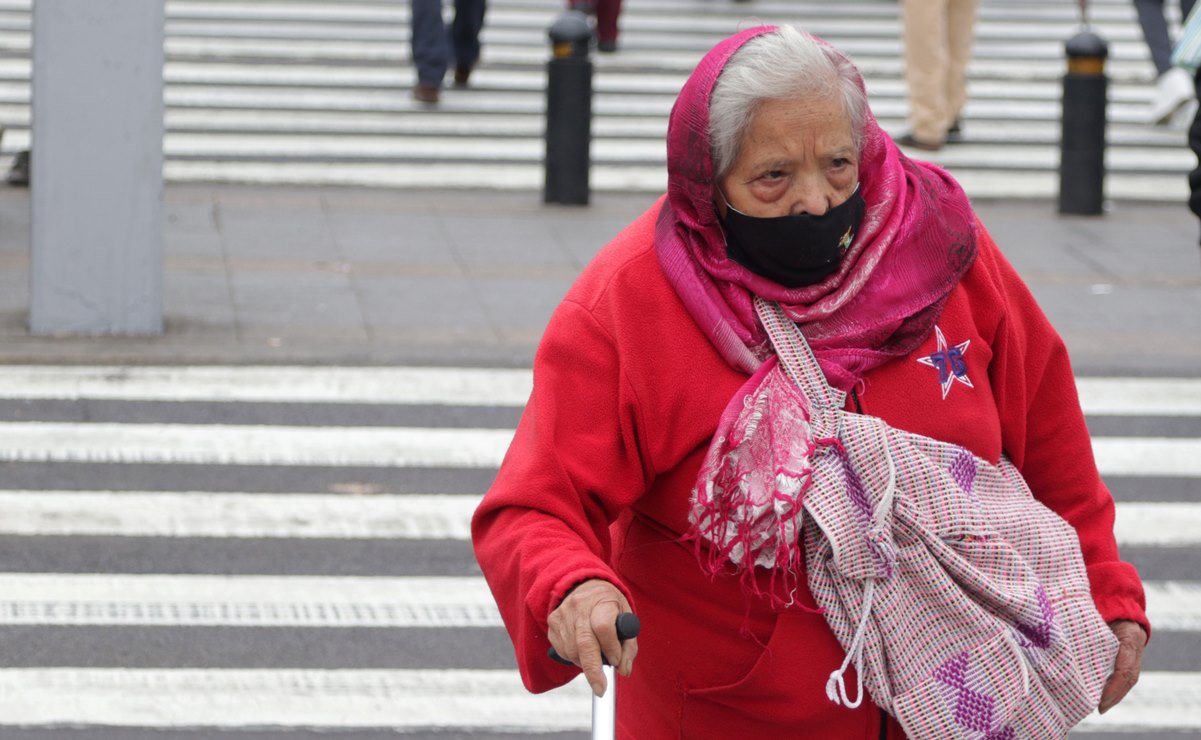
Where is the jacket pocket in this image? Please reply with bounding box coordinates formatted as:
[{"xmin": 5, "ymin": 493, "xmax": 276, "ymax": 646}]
[{"xmin": 679, "ymin": 609, "xmax": 875, "ymax": 739}]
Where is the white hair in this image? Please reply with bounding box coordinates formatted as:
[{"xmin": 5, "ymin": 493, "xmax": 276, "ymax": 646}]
[{"xmin": 709, "ymin": 25, "xmax": 868, "ymax": 179}]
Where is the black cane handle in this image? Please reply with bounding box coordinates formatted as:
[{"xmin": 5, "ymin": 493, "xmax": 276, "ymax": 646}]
[{"xmin": 548, "ymin": 612, "xmax": 640, "ymax": 666}]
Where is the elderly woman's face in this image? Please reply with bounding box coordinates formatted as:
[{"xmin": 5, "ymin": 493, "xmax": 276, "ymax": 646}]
[{"xmin": 717, "ymin": 95, "xmax": 858, "ymax": 218}]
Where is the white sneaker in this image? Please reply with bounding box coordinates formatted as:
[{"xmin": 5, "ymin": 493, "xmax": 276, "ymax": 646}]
[
  {"xmin": 1167, "ymin": 98, "xmax": 1199, "ymax": 130},
  {"xmin": 1148, "ymin": 66, "xmax": 1195, "ymax": 125}
]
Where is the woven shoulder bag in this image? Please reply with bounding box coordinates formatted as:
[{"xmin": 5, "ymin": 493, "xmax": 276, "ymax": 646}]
[{"xmin": 756, "ymin": 298, "xmax": 1118, "ymax": 739}]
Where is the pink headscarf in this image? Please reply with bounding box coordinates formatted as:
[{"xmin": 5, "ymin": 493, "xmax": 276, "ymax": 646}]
[
  {"xmin": 655, "ymin": 25, "xmax": 977, "ymax": 391},
  {"xmin": 664, "ymin": 27, "xmax": 979, "ymax": 606}
]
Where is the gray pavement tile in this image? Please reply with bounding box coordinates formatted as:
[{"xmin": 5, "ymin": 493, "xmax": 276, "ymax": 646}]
[
  {"xmin": 229, "ymin": 272, "xmax": 366, "ymax": 332},
  {"xmin": 442, "ymin": 215, "xmax": 579, "ymax": 269},
  {"xmin": 0, "ymin": 190, "xmax": 29, "ymax": 255},
  {"xmin": 369, "ymin": 325, "xmax": 505, "ymax": 349},
  {"xmin": 471, "ymin": 277, "xmax": 572, "ymax": 341},
  {"xmin": 550, "ymin": 217, "xmax": 633, "ymax": 268},
  {"xmin": 355, "ymin": 274, "xmax": 497, "ymax": 334},
  {"xmin": 213, "ymin": 186, "xmax": 327, "ymax": 209},
  {"xmin": 218, "ymin": 211, "xmax": 339, "ymax": 260},
  {"xmin": 0, "ymin": 260, "xmax": 27, "ymax": 313},
  {"xmin": 0, "ymin": 309, "xmax": 27, "ymax": 339},
  {"xmin": 164, "ymin": 199, "xmax": 217, "ymax": 237},
  {"xmin": 238, "ymin": 324, "xmax": 371, "ymax": 344},
  {"xmin": 1061, "ymin": 328, "xmax": 1201, "ymax": 376},
  {"xmin": 331, "ymin": 213, "xmax": 461, "ymax": 265},
  {"xmin": 165, "ymin": 233, "xmax": 225, "ymax": 259},
  {"xmin": 163, "ymin": 271, "xmax": 236, "ymax": 329}
]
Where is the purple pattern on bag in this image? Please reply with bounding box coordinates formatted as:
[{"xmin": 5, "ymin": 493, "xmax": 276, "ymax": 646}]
[
  {"xmin": 842, "ymin": 454, "xmax": 872, "ymax": 520},
  {"xmin": 837, "ymin": 451, "xmax": 895, "ymax": 578},
  {"xmin": 1015, "ymin": 586, "xmax": 1056, "ymax": 650},
  {"xmin": 934, "ymin": 652, "xmax": 994, "ymax": 732},
  {"xmin": 933, "ymin": 652, "xmax": 1017, "ymax": 739},
  {"xmin": 950, "ymin": 449, "xmax": 977, "ymax": 494}
]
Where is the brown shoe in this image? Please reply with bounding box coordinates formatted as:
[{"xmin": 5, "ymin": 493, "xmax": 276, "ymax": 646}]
[
  {"xmin": 894, "ymin": 132, "xmax": 943, "ymax": 152},
  {"xmin": 453, "ymin": 64, "xmax": 473, "ymax": 88},
  {"xmin": 413, "ymin": 83, "xmax": 440, "ymax": 104}
]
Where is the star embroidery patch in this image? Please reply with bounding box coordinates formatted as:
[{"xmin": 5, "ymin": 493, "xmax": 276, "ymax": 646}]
[{"xmin": 917, "ymin": 325, "xmax": 973, "ymax": 399}]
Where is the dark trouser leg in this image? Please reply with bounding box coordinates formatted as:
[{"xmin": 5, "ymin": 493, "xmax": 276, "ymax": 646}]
[
  {"xmin": 1135, "ymin": 0, "xmax": 1173, "ymax": 76},
  {"xmin": 450, "ymin": 0, "xmax": 486, "ymax": 69},
  {"xmin": 411, "ymin": 0, "xmax": 449, "ymax": 87},
  {"xmin": 1188, "ymin": 68, "xmax": 1201, "ymax": 235}
]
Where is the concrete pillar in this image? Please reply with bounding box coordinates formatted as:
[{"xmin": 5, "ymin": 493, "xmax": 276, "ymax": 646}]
[{"xmin": 29, "ymin": 0, "xmax": 165, "ymax": 336}]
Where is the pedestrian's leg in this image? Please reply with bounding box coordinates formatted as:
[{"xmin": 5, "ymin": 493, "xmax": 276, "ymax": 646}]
[
  {"xmin": 595, "ymin": 0, "xmax": 621, "ymax": 50},
  {"xmin": 451, "ymin": 0, "xmax": 486, "ymax": 82},
  {"xmin": 1135, "ymin": 0, "xmax": 1173, "ymax": 76},
  {"xmin": 1186, "ymin": 67, "xmax": 1201, "ymax": 234},
  {"xmin": 902, "ymin": 0, "xmax": 950, "ymax": 146},
  {"xmin": 1138, "ymin": 0, "xmax": 1196, "ymax": 122},
  {"xmin": 944, "ymin": 0, "xmax": 979, "ymax": 133},
  {"xmin": 411, "ymin": 0, "xmax": 450, "ymax": 93}
]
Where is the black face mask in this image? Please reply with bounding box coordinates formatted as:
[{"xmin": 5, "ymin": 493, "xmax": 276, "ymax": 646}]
[{"xmin": 720, "ymin": 185, "xmax": 866, "ymax": 288}]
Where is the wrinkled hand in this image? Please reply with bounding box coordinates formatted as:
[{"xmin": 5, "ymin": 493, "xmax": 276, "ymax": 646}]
[
  {"xmin": 1099, "ymin": 620, "xmax": 1147, "ymax": 714},
  {"xmin": 547, "ymin": 578, "xmax": 638, "ymax": 697}
]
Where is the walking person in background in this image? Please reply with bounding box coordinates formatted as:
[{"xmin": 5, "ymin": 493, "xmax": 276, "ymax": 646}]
[
  {"xmin": 1134, "ymin": 0, "xmax": 1197, "ymax": 124},
  {"xmin": 894, "ymin": 0, "xmax": 979, "ymax": 152},
  {"xmin": 570, "ymin": 0, "xmax": 622, "ymax": 52},
  {"xmin": 410, "ymin": 0, "xmax": 486, "ymax": 104}
]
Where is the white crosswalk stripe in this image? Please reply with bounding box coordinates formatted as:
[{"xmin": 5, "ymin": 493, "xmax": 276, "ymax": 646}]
[
  {"xmin": 0, "ymin": 0, "xmax": 1191, "ymax": 199},
  {"xmin": 0, "ymin": 420, "xmax": 1196, "ymax": 477},
  {"xmin": 0, "ymin": 491, "xmax": 1193, "ymax": 547},
  {"xmin": 0, "ymin": 422, "xmax": 514, "ymax": 468},
  {"xmin": 0, "ymin": 573, "xmax": 1194, "ymax": 632},
  {"xmin": 0, "ymin": 667, "xmax": 1190, "ymax": 733},
  {"xmin": 0, "ymin": 668, "xmax": 594, "ymax": 731},
  {"xmin": 0, "ymin": 364, "xmax": 1195, "ymax": 736},
  {"xmin": 1, "ymin": 365, "xmax": 1197, "ymax": 415}
]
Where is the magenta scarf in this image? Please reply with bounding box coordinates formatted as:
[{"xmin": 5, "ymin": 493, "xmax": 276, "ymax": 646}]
[
  {"xmin": 662, "ymin": 27, "xmax": 979, "ymax": 605},
  {"xmin": 655, "ymin": 26, "xmax": 977, "ymax": 392}
]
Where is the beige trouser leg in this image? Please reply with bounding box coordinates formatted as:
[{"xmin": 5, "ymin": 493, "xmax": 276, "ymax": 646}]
[{"xmin": 902, "ymin": 0, "xmax": 979, "ymax": 143}]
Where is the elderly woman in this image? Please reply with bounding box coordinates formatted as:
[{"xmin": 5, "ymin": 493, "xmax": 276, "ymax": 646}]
[{"xmin": 472, "ymin": 25, "xmax": 1148, "ymax": 737}]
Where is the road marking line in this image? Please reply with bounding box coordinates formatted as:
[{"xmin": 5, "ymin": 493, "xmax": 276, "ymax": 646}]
[
  {"xmin": 0, "ymin": 368, "xmax": 1197, "ymax": 416},
  {"xmin": 1075, "ymin": 377, "xmax": 1201, "ymax": 416},
  {"xmin": 1138, "ymin": 581, "xmax": 1201, "ymax": 631},
  {"xmin": 0, "ymin": 668, "xmax": 591, "ymax": 729},
  {"xmin": 0, "ymin": 366, "xmax": 532, "ymax": 406},
  {"xmin": 1091, "ymin": 437, "xmax": 1201, "ymax": 477},
  {"xmin": 0, "ymin": 493, "xmax": 1189, "ymax": 547},
  {"xmin": 0, "ymin": 491, "xmax": 482, "ymax": 539},
  {"xmin": 0, "ymin": 575, "xmax": 1188, "ymax": 632},
  {"xmin": 1074, "ymin": 671, "xmax": 1201, "ymax": 732},
  {"xmin": 0, "ymin": 422, "xmax": 1194, "ymax": 476},
  {"xmin": 0, "ymin": 423, "xmax": 513, "ymax": 468},
  {"xmin": 1113, "ymin": 502, "xmax": 1201, "ymax": 546},
  {"xmin": 0, "ymin": 574, "xmax": 500, "ymax": 627},
  {"xmin": 0, "ymin": 667, "xmax": 1188, "ymax": 731}
]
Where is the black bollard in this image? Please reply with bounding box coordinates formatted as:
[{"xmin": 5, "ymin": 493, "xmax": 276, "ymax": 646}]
[
  {"xmin": 544, "ymin": 10, "xmax": 592, "ymax": 205},
  {"xmin": 1058, "ymin": 29, "xmax": 1109, "ymax": 215}
]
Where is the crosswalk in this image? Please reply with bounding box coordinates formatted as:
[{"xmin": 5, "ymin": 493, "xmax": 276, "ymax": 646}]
[
  {"xmin": 0, "ymin": 365, "xmax": 1196, "ymax": 737},
  {"xmin": 0, "ymin": 0, "xmax": 1195, "ymax": 200}
]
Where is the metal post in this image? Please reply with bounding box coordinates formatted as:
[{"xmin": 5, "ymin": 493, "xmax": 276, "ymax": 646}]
[
  {"xmin": 544, "ymin": 10, "xmax": 592, "ymax": 205},
  {"xmin": 1058, "ymin": 29, "xmax": 1109, "ymax": 216},
  {"xmin": 30, "ymin": 0, "xmax": 165, "ymax": 335}
]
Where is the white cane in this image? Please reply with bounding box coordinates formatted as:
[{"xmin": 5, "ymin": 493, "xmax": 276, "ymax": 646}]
[{"xmin": 549, "ymin": 612, "xmax": 641, "ymax": 740}]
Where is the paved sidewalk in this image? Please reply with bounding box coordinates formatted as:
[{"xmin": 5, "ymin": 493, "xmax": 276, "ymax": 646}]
[{"xmin": 0, "ymin": 185, "xmax": 1199, "ymax": 375}]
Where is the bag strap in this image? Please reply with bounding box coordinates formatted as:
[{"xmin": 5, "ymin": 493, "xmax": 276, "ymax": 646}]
[{"xmin": 753, "ymin": 296, "xmax": 846, "ymax": 411}]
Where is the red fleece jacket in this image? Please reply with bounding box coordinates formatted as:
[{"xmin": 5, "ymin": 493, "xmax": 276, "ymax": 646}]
[{"xmin": 471, "ymin": 201, "xmax": 1148, "ymax": 739}]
